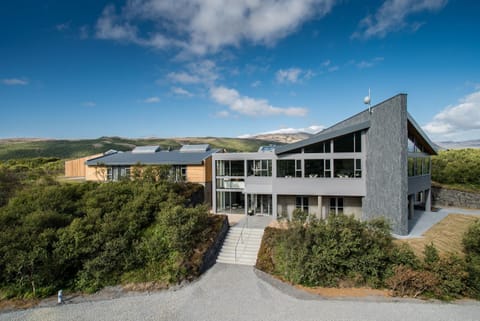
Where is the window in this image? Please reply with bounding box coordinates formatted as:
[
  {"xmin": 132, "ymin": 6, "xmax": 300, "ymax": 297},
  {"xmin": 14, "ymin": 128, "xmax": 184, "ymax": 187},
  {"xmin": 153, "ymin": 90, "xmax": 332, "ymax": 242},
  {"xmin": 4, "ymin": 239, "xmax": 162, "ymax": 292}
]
[
  {"xmin": 305, "ymin": 159, "xmax": 333, "ymax": 177},
  {"xmin": 216, "ymin": 160, "xmax": 244, "ymax": 176},
  {"xmin": 277, "ymin": 160, "xmax": 301, "ymax": 177},
  {"xmin": 355, "ymin": 159, "xmax": 362, "ymax": 178},
  {"xmin": 172, "ymin": 165, "xmax": 187, "ymax": 182},
  {"xmin": 329, "ymin": 197, "xmax": 344, "ymax": 215},
  {"xmin": 334, "ymin": 159, "xmax": 355, "ymax": 178},
  {"xmin": 408, "ymin": 158, "xmax": 414, "ymax": 177},
  {"xmin": 107, "ymin": 166, "xmax": 131, "ymax": 181},
  {"xmin": 296, "ymin": 160, "xmax": 302, "ymax": 177},
  {"xmin": 296, "ymin": 196, "xmax": 309, "ymax": 213},
  {"xmin": 333, "ymin": 132, "xmax": 362, "ymax": 153},
  {"xmin": 423, "ymin": 158, "xmax": 431, "ymax": 175},
  {"xmin": 304, "ymin": 141, "xmax": 331, "ymax": 153},
  {"xmin": 247, "ymin": 160, "xmax": 272, "ymax": 176},
  {"xmin": 325, "ymin": 159, "xmax": 331, "ymax": 177}
]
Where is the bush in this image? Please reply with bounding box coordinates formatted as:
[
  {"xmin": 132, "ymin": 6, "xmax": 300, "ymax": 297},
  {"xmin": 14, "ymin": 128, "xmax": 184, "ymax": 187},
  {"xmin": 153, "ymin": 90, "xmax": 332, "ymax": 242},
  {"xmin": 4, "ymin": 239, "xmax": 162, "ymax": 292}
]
[
  {"xmin": 0, "ymin": 179, "xmax": 216, "ymax": 297},
  {"xmin": 386, "ymin": 265, "xmax": 438, "ymax": 297},
  {"xmin": 463, "ymin": 219, "xmax": 480, "ymax": 298},
  {"xmin": 256, "ymin": 227, "xmax": 283, "ymax": 274},
  {"xmin": 272, "ymin": 214, "xmax": 394, "ymax": 287}
]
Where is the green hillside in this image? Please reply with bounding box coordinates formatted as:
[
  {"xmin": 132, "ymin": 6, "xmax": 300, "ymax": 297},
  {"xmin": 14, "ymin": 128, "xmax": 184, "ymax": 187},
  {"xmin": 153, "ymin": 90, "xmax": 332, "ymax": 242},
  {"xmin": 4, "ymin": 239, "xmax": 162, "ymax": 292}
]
[{"xmin": 0, "ymin": 137, "xmax": 278, "ymax": 161}]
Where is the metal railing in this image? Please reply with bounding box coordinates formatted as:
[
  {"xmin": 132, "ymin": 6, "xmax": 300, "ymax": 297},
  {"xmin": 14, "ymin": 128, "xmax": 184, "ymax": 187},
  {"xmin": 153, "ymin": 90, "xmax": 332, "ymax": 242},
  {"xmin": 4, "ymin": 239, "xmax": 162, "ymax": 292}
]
[{"xmin": 234, "ymin": 215, "xmax": 248, "ymax": 264}]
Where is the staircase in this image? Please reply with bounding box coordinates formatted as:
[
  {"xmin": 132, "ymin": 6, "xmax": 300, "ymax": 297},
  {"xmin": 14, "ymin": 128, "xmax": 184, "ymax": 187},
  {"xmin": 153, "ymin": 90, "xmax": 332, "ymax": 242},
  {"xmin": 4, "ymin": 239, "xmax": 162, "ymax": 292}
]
[{"xmin": 216, "ymin": 227, "xmax": 264, "ymax": 266}]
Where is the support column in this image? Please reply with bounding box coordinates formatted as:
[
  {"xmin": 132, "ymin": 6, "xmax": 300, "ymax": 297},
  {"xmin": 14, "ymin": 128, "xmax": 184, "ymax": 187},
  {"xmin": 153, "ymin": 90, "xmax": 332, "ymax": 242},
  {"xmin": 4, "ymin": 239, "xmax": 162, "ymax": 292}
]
[
  {"xmin": 408, "ymin": 194, "xmax": 414, "ymax": 220},
  {"xmin": 272, "ymin": 193, "xmax": 277, "ymax": 219},
  {"xmin": 425, "ymin": 189, "xmax": 432, "ymax": 212},
  {"xmin": 317, "ymin": 196, "xmax": 323, "ymax": 220}
]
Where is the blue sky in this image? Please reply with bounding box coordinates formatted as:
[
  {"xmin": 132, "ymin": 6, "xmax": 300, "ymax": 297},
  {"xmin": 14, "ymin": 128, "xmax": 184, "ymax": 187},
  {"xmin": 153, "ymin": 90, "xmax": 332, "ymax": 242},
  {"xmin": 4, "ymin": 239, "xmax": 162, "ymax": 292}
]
[{"xmin": 1, "ymin": 0, "xmax": 479, "ymax": 141}]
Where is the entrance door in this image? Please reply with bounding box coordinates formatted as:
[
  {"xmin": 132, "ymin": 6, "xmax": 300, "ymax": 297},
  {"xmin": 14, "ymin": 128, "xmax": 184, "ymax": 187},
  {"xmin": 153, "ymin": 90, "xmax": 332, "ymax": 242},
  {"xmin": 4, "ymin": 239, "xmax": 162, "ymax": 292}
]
[{"xmin": 248, "ymin": 194, "xmax": 272, "ymax": 216}]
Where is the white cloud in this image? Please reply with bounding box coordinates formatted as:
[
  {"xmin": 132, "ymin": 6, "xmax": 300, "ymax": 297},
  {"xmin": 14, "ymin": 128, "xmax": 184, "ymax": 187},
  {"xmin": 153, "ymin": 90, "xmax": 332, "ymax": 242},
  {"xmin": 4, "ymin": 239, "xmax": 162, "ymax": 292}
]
[
  {"xmin": 167, "ymin": 60, "xmax": 218, "ymax": 85},
  {"xmin": 210, "ymin": 86, "xmax": 307, "ymax": 117},
  {"xmin": 95, "ymin": 0, "xmax": 337, "ymax": 55},
  {"xmin": 171, "ymin": 87, "xmax": 193, "ymax": 97},
  {"xmin": 55, "ymin": 22, "xmax": 71, "ymax": 31},
  {"xmin": 79, "ymin": 25, "xmax": 89, "ymax": 39},
  {"xmin": 352, "ymin": 0, "xmax": 447, "ymax": 39},
  {"xmin": 142, "ymin": 96, "xmax": 160, "ymax": 103},
  {"xmin": 356, "ymin": 57, "xmax": 384, "ymax": 69},
  {"xmin": 276, "ymin": 68, "xmax": 314, "ymax": 83},
  {"xmin": 251, "ymin": 80, "xmax": 262, "ymax": 88},
  {"xmin": 215, "ymin": 110, "xmax": 230, "ymax": 118},
  {"xmin": 1, "ymin": 78, "xmax": 28, "ymax": 86},
  {"xmin": 83, "ymin": 101, "xmax": 96, "ymax": 107},
  {"xmin": 239, "ymin": 125, "xmax": 325, "ymax": 138},
  {"xmin": 423, "ymin": 90, "xmax": 480, "ymax": 140}
]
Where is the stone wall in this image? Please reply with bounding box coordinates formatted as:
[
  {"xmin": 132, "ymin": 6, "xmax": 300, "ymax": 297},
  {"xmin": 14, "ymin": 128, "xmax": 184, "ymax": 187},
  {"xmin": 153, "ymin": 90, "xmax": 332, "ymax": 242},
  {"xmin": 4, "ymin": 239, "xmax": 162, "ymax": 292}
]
[
  {"xmin": 199, "ymin": 215, "xmax": 229, "ymax": 274},
  {"xmin": 432, "ymin": 186, "xmax": 480, "ymax": 209}
]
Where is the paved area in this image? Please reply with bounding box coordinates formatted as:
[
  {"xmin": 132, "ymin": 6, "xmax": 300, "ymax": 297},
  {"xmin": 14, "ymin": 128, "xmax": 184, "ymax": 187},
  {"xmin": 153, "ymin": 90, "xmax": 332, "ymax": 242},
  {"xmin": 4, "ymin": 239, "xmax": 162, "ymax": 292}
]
[
  {"xmin": 403, "ymin": 207, "xmax": 480, "ymax": 238},
  {"xmin": 2, "ymin": 264, "xmax": 480, "ymax": 321}
]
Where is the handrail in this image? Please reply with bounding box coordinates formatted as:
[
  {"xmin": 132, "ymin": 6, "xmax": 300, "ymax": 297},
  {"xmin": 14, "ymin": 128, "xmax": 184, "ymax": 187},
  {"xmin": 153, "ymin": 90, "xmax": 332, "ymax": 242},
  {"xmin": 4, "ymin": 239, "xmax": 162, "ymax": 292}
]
[{"xmin": 234, "ymin": 215, "xmax": 248, "ymax": 264}]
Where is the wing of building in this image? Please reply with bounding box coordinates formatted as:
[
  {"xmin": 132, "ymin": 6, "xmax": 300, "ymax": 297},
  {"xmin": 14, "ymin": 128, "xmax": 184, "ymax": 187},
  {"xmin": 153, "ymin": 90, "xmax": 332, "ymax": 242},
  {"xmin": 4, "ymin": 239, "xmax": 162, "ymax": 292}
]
[
  {"xmin": 66, "ymin": 144, "xmax": 218, "ymax": 205},
  {"xmin": 212, "ymin": 94, "xmax": 437, "ymax": 235}
]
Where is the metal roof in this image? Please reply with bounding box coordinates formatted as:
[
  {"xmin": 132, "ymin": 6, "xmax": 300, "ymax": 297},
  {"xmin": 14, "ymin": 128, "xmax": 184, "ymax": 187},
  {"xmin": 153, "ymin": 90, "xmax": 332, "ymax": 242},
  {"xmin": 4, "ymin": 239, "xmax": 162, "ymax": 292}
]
[
  {"xmin": 179, "ymin": 144, "xmax": 210, "ymax": 152},
  {"xmin": 86, "ymin": 149, "xmax": 219, "ymax": 166},
  {"xmin": 275, "ymin": 121, "xmax": 371, "ymax": 155},
  {"xmin": 132, "ymin": 145, "xmax": 161, "ymax": 153}
]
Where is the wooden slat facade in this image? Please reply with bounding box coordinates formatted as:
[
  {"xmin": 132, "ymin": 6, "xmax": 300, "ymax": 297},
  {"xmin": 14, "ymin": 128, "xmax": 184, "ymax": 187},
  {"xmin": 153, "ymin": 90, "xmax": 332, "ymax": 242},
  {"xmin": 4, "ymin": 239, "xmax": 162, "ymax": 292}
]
[{"xmin": 65, "ymin": 154, "xmax": 103, "ymax": 177}]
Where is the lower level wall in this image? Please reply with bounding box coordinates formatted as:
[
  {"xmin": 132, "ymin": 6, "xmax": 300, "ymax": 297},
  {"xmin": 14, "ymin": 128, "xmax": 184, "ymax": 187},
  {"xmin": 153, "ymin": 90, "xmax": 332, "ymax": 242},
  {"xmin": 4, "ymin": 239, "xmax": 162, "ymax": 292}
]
[{"xmin": 432, "ymin": 186, "xmax": 480, "ymax": 209}]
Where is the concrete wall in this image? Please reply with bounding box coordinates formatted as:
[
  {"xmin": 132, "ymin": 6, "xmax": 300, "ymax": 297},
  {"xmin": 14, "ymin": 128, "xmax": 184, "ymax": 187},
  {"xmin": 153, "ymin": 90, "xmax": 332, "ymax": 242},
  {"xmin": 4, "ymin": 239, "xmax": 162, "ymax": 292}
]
[{"xmin": 432, "ymin": 186, "xmax": 480, "ymax": 209}]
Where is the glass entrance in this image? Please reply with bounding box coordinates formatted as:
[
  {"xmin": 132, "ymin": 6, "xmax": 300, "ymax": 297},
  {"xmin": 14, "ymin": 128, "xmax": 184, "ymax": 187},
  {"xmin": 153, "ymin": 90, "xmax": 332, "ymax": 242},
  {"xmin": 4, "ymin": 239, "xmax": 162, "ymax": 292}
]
[{"xmin": 247, "ymin": 194, "xmax": 272, "ymax": 216}]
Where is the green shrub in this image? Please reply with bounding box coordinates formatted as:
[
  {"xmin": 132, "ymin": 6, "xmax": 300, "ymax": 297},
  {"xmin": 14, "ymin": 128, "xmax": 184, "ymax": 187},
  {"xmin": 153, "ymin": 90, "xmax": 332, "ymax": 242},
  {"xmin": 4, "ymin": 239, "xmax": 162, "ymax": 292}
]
[
  {"xmin": 256, "ymin": 227, "xmax": 283, "ymax": 274},
  {"xmin": 272, "ymin": 214, "xmax": 393, "ymax": 287},
  {"xmin": 463, "ymin": 219, "xmax": 480, "ymax": 298}
]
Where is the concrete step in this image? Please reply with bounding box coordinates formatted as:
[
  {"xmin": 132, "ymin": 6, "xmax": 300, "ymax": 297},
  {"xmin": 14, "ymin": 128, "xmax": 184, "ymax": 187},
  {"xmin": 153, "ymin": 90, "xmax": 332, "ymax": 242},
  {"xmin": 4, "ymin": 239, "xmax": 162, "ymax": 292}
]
[{"xmin": 216, "ymin": 227, "xmax": 265, "ymax": 266}]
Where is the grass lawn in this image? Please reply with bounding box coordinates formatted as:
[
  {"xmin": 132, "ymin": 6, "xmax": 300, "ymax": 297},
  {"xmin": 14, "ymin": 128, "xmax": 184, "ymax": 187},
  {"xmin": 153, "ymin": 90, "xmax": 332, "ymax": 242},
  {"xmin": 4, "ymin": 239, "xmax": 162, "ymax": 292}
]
[{"xmin": 397, "ymin": 214, "xmax": 480, "ymax": 257}]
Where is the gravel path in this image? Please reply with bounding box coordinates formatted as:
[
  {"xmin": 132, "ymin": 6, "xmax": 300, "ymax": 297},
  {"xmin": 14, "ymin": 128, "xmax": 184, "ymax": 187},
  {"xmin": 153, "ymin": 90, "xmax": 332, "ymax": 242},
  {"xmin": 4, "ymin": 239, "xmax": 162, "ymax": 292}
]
[{"xmin": 2, "ymin": 263, "xmax": 480, "ymax": 321}]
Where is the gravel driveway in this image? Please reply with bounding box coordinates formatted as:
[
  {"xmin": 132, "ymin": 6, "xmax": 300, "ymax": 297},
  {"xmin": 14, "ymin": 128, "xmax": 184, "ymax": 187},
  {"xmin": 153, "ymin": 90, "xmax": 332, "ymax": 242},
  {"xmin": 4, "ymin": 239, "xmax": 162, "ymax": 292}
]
[{"xmin": 2, "ymin": 263, "xmax": 480, "ymax": 321}]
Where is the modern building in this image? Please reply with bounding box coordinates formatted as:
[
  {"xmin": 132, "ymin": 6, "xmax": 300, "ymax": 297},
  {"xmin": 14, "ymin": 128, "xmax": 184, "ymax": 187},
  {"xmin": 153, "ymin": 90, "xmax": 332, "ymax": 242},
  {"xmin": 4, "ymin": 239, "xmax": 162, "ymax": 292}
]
[
  {"xmin": 212, "ymin": 94, "xmax": 437, "ymax": 235},
  {"xmin": 65, "ymin": 144, "xmax": 218, "ymax": 204}
]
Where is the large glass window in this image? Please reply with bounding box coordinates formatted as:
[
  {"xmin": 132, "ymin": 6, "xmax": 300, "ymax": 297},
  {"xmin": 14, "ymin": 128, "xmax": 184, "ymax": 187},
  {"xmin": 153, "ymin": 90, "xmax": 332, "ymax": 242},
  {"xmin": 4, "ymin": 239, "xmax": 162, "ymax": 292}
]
[
  {"xmin": 277, "ymin": 160, "xmax": 301, "ymax": 177},
  {"xmin": 216, "ymin": 191, "xmax": 245, "ymax": 214},
  {"xmin": 304, "ymin": 141, "xmax": 331, "ymax": 153},
  {"xmin": 304, "ymin": 159, "xmax": 332, "ymax": 177},
  {"xmin": 334, "ymin": 159, "xmax": 355, "ymax": 178},
  {"xmin": 247, "ymin": 160, "xmax": 272, "ymax": 176},
  {"xmin": 333, "ymin": 132, "xmax": 362, "ymax": 153},
  {"xmin": 216, "ymin": 160, "xmax": 244, "ymax": 176}
]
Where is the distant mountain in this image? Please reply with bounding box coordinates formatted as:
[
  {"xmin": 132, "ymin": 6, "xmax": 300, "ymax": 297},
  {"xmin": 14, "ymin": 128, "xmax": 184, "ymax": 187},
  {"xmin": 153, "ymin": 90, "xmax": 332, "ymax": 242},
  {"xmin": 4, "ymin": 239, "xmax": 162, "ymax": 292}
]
[
  {"xmin": 0, "ymin": 136, "xmax": 279, "ymax": 161},
  {"xmin": 253, "ymin": 132, "xmax": 314, "ymax": 144},
  {"xmin": 437, "ymin": 140, "xmax": 480, "ymax": 150}
]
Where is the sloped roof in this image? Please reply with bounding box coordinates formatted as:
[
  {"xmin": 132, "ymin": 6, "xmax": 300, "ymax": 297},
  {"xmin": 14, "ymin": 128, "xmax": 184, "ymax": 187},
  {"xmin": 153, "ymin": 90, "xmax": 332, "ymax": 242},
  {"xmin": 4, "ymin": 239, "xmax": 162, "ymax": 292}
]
[
  {"xmin": 407, "ymin": 113, "xmax": 437, "ymax": 155},
  {"xmin": 86, "ymin": 149, "xmax": 218, "ymax": 166},
  {"xmin": 275, "ymin": 121, "xmax": 371, "ymax": 155}
]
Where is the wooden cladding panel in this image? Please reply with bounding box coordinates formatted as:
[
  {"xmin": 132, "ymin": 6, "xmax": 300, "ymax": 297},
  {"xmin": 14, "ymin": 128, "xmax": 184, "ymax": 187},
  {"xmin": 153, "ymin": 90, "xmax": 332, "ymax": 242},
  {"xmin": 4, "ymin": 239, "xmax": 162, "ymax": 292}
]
[
  {"xmin": 65, "ymin": 154, "xmax": 103, "ymax": 177},
  {"xmin": 186, "ymin": 164, "xmax": 206, "ymax": 183}
]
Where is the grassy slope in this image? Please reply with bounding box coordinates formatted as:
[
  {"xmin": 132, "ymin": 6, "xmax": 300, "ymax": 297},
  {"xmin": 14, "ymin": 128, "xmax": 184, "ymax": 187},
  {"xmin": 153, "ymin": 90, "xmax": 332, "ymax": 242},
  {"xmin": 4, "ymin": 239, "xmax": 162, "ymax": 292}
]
[
  {"xmin": 397, "ymin": 214, "xmax": 480, "ymax": 257},
  {"xmin": 0, "ymin": 137, "xmax": 278, "ymax": 161}
]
